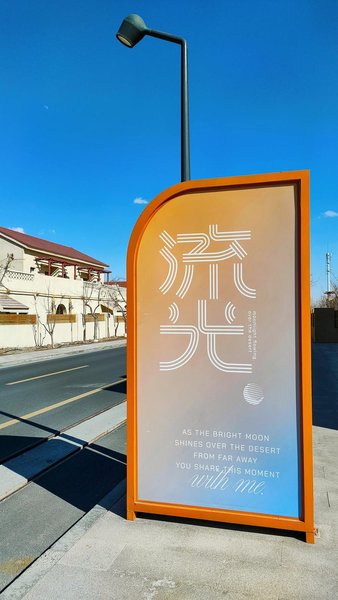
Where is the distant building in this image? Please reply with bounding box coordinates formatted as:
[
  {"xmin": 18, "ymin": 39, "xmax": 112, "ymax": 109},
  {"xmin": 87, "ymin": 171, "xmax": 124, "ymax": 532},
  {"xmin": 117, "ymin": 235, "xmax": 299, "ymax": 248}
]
[{"xmin": 0, "ymin": 227, "xmax": 126, "ymax": 349}]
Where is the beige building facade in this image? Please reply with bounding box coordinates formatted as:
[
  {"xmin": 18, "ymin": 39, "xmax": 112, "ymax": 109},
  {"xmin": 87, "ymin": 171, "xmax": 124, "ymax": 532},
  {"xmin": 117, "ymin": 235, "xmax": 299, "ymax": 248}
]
[{"xmin": 0, "ymin": 227, "xmax": 126, "ymax": 349}]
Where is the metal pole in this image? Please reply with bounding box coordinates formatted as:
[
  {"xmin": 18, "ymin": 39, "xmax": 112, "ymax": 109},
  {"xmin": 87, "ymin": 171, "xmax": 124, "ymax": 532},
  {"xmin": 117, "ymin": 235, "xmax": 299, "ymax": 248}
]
[
  {"xmin": 147, "ymin": 29, "xmax": 191, "ymax": 182},
  {"xmin": 326, "ymin": 252, "xmax": 332, "ymax": 292},
  {"xmin": 181, "ymin": 40, "xmax": 190, "ymax": 181}
]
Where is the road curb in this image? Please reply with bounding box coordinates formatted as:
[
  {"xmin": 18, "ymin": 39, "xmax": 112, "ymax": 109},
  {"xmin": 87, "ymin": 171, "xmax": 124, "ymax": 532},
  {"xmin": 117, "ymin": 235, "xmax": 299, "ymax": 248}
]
[
  {"xmin": 1, "ymin": 479, "xmax": 127, "ymax": 599},
  {"xmin": 0, "ymin": 402, "xmax": 126, "ymax": 502},
  {"xmin": 0, "ymin": 339, "xmax": 127, "ymax": 369}
]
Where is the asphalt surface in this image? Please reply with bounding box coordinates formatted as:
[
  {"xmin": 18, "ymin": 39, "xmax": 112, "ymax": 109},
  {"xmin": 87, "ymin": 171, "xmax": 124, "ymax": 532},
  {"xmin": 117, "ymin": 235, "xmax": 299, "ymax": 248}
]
[
  {"xmin": 0, "ymin": 347, "xmax": 126, "ymax": 462},
  {"xmin": 1, "ymin": 344, "xmax": 337, "ymax": 600},
  {"xmin": 0, "ymin": 422, "xmax": 126, "ymax": 592},
  {"xmin": 0, "ymin": 343, "xmax": 127, "ymax": 592},
  {"xmin": 1, "ymin": 341, "xmax": 337, "ymax": 599}
]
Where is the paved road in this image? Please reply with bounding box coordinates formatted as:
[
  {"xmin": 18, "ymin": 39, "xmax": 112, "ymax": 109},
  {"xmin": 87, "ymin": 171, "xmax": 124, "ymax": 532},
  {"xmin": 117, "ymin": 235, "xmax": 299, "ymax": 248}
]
[
  {"xmin": 1, "ymin": 342, "xmax": 334, "ymax": 595},
  {"xmin": 0, "ymin": 347, "xmax": 126, "ymax": 462},
  {"xmin": 1, "ymin": 344, "xmax": 337, "ymax": 600},
  {"xmin": 0, "ymin": 423, "xmax": 126, "ymax": 592},
  {"xmin": 0, "ymin": 345, "xmax": 127, "ymax": 591}
]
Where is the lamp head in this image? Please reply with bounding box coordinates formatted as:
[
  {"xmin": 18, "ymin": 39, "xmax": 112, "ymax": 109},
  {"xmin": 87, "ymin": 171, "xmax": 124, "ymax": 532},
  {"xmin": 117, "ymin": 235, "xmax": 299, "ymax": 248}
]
[{"xmin": 116, "ymin": 14, "xmax": 147, "ymax": 48}]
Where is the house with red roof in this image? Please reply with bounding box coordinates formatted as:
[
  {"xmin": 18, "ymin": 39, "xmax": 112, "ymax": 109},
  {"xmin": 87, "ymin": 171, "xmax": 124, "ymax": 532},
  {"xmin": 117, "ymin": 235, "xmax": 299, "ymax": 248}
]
[
  {"xmin": 0, "ymin": 227, "xmax": 126, "ymax": 348},
  {"xmin": 0, "ymin": 226, "xmax": 109, "ymax": 281}
]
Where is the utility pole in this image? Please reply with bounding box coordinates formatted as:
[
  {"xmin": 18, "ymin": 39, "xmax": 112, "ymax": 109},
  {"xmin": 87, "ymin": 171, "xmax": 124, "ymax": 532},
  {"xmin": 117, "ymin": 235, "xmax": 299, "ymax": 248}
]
[{"xmin": 326, "ymin": 252, "xmax": 332, "ymax": 293}]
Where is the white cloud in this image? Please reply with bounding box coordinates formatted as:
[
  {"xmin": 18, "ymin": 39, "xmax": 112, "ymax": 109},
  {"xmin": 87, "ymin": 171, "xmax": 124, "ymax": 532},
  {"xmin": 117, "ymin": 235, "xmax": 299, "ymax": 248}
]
[
  {"xmin": 324, "ymin": 210, "xmax": 338, "ymax": 218},
  {"xmin": 10, "ymin": 226, "xmax": 25, "ymax": 233},
  {"xmin": 37, "ymin": 229, "xmax": 56, "ymax": 236},
  {"xmin": 133, "ymin": 197, "xmax": 149, "ymax": 205}
]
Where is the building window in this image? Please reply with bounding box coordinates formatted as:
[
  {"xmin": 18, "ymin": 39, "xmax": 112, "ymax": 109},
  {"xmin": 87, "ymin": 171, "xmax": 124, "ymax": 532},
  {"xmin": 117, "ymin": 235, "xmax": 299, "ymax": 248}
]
[{"xmin": 56, "ymin": 303, "xmax": 67, "ymax": 315}]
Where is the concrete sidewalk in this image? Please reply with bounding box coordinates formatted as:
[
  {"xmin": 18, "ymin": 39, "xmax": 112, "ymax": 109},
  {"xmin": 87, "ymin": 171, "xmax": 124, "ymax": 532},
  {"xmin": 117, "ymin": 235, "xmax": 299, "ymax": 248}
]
[
  {"xmin": 0, "ymin": 338, "xmax": 126, "ymax": 368},
  {"xmin": 2, "ymin": 344, "xmax": 338, "ymax": 599},
  {"xmin": 2, "ymin": 423, "xmax": 337, "ymax": 600}
]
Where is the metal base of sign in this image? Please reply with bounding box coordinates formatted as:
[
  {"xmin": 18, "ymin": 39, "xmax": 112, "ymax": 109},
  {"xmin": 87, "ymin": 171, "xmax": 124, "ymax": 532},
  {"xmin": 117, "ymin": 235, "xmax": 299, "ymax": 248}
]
[
  {"xmin": 305, "ymin": 531, "xmax": 315, "ymax": 544},
  {"xmin": 127, "ymin": 509, "xmax": 136, "ymax": 521}
]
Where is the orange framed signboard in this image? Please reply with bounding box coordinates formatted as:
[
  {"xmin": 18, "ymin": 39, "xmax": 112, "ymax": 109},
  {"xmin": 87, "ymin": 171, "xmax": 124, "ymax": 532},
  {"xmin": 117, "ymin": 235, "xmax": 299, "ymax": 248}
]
[{"xmin": 127, "ymin": 171, "xmax": 314, "ymax": 543}]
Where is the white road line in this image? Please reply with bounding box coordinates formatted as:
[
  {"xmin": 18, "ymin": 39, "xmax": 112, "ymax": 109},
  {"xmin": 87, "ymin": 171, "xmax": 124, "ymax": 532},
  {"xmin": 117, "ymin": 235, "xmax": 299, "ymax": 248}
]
[
  {"xmin": 0, "ymin": 377, "xmax": 126, "ymax": 430},
  {"xmin": 6, "ymin": 365, "xmax": 89, "ymax": 386}
]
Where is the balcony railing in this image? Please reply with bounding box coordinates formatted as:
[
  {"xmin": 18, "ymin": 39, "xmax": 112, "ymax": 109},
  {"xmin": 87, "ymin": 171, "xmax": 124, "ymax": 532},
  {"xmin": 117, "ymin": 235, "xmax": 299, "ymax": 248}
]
[{"xmin": 5, "ymin": 270, "xmax": 34, "ymax": 282}]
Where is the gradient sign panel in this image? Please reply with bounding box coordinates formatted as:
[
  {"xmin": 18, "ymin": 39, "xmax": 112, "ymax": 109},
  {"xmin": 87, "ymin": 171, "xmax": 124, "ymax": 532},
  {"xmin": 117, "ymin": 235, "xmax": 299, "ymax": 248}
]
[{"xmin": 128, "ymin": 173, "xmax": 313, "ymax": 537}]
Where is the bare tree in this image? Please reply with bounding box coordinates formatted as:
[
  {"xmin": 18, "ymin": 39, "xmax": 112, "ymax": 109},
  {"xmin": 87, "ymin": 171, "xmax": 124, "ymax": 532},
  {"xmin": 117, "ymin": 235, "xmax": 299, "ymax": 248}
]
[
  {"xmin": 32, "ymin": 295, "xmax": 42, "ymax": 348},
  {"xmin": 313, "ymin": 283, "xmax": 338, "ymax": 310},
  {"xmin": 109, "ymin": 283, "xmax": 127, "ymax": 336},
  {"xmin": 82, "ymin": 279, "xmax": 127, "ymax": 341},
  {"xmin": 0, "ymin": 253, "xmax": 14, "ymax": 290},
  {"xmin": 82, "ymin": 282, "xmax": 104, "ymax": 341},
  {"xmin": 34, "ymin": 292, "xmax": 57, "ymax": 348}
]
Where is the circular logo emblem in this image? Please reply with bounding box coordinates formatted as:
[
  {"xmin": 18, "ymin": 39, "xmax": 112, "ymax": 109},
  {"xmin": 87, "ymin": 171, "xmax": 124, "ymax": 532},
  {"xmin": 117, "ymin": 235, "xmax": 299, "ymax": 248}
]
[{"xmin": 243, "ymin": 383, "xmax": 264, "ymax": 405}]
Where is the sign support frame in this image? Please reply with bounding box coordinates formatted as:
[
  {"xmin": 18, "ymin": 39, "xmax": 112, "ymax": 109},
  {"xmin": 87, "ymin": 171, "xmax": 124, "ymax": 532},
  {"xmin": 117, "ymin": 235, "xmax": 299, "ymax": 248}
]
[{"xmin": 126, "ymin": 171, "xmax": 314, "ymax": 543}]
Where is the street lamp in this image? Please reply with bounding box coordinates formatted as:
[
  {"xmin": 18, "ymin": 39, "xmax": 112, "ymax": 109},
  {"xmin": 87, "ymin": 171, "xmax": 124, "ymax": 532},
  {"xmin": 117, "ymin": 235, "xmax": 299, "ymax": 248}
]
[{"xmin": 116, "ymin": 14, "xmax": 191, "ymax": 182}]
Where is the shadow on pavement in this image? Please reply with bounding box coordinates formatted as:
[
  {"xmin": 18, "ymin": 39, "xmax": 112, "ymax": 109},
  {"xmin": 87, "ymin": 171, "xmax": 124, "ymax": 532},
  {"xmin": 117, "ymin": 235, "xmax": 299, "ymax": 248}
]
[
  {"xmin": 0, "ymin": 376, "xmax": 126, "ymax": 464},
  {"xmin": 1, "ymin": 423, "xmax": 126, "ymax": 513},
  {"xmin": 0, "ymin": 434, "xmax": 48, "ymax": 465},
  {"xmin": 102, "ymin": 380, "xmax": 126, "ymax": 395},
  {"xmin": 31, "ymin": 439, "xmax": 126, "ymax": 513},
  {"xmin": 0, "ymin": 410, "xmax": 59, "ymax": 463},
  {"xmin": 0, "ymin": 429, "xmax": 127, "ymax": 592},
  {"xmin": 133, "ymin": 510, "xmax": 305, "ymax": 541}
]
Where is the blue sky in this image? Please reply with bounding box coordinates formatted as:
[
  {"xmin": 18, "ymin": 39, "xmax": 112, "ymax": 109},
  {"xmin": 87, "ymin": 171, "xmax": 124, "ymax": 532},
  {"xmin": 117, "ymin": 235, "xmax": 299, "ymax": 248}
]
[{"xmin": 0, "ymin": 0, "xmax": 337, "ymax": 299}]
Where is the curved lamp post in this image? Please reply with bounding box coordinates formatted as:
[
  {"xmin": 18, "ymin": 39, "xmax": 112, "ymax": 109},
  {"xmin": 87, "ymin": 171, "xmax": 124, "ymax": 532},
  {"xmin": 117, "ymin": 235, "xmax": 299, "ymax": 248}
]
[{"xmin": 116, "ymin": 14, "xmax": 190, "ymax": 182}]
